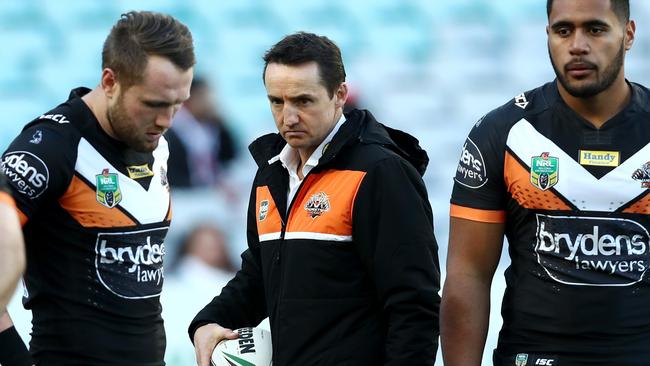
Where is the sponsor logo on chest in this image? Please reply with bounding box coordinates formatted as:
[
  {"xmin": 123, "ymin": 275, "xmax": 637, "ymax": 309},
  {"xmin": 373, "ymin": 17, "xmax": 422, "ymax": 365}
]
[
  {"xmin": 530, "ymin": 152, "xmax": 558, "ymax": 191},
  {"xmin": 96, "ymin": 227, "xmax": 167, "ymax": 299},
  {"xmin": 96, "ymin": 168, "xmax": 122, "ymax": 208},
  {"xmin": 126, "ymin": 164, "xmax": 154, "ymax": 179},
  {"xmin": 535, "ymin": 214, "xmax": 650, "ymax": 286},
  {"xmin": 579, "ymin": 150, "xmax": 620, "ymax": 167}
]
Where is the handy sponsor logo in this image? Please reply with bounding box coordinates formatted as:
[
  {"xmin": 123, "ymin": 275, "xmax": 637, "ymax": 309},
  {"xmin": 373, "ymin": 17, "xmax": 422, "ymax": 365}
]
[
  {"xmin": 579, "ymin": 150, "xmax": 619, "ymax": 167},
  {"xmin": 126, "ymin": 164, "xmax": 154, "ymax": 179},
  {"xmin": 535, "ymin": 214, "xmax": 650, "ymax": 286},
  {"xmin": 95, "ymin": 227, "xmax": 168, "ymax": 299}
]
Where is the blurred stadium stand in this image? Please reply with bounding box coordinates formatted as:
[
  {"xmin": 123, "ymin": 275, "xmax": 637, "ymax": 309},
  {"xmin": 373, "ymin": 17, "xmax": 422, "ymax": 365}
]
[{"xmin": 3, "ymin": 1, "xmax": 650, "ymax": 364}]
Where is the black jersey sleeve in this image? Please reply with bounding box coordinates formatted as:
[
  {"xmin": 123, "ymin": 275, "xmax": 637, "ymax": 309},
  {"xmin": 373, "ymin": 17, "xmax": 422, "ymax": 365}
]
[
  {"xmin": 1, "ymin": 121, "xmax": 76, "ymax": 221},
  {"xmin": 450, "ymin": 112, "xmax": 510, "ymax": 223}
]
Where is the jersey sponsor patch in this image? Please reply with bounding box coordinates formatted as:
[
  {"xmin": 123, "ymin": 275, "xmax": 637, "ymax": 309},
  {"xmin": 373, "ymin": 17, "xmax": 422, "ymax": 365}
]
[
  {"xmin": 631, "ymin": 161, "xmax": 650, "ymax": 188},
  {"xmin": 579, "ymin": 150, "xmax": 619, "ymax": 167},
  {"xmin": 126, "ymin": 164, "xmax": 154, "ymax": 179},
  {"xmin": 304, "ymin": 192, "xmax": 330, "ymax": 219},
  {"xmin": 454, "ymin": 137, "xmax": 487, "ymax": 189},
  {"xmin": 39, "ymin": 113, "xmax": 69, "ymax": 124},
  {"xmin": 514, "ymin": 92, "xmax": 529, "ymax": 109},
  {"xmin": 1, "ymin": 151, "xmax": 50, "ymax": 199},
  {"xmin": 96, "ymin": 169, "xmax": 122, "ymax": 208},
  {"xmin": 95, "ymin": 227, "xmax": 167, "ymax": 299},
  {"xmin": 535, "ymin": 214, "xmax": 650, "ymax": 286},
  {"xmin": 530, "ymin": 152, "xmax": 558, "ymax": 191}
]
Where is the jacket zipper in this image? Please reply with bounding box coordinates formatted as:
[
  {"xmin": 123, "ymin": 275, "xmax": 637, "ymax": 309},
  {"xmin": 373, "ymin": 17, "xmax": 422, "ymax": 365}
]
[{"xmin": 273, "ymin": 171, "xmax": 312, "ymax": 363}]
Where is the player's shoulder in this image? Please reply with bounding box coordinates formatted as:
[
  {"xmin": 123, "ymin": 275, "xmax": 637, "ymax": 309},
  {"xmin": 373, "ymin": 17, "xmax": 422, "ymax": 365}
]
[
  {"xmin": 14, "ymin": 89, "xmax": 94, "ymax": 152},
  {"xmin": 476, "ymin": 82, "xmax": 554, "ymax": 133},
  {"xmin": 23, "ymin": 88, "xmax": 88, "ymax": 134}
]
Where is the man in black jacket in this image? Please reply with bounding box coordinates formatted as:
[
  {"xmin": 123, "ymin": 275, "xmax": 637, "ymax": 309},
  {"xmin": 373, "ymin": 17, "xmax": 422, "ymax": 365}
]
[{"xmin": 190, "ymin": 32, "xmax": 440, "ymax": 366}]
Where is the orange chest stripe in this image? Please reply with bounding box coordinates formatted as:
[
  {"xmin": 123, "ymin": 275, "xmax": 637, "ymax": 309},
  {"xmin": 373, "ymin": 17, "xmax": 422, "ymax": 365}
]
[
  {"xmin": 623, "ymin": 193, "xmax": 650, "ymax": 214},
  {"xmin": 59, "ymin": 175, "xmax": 136, "ymax": 228},
  {"xmin": 286, "ymin": 170, "xmax": 366, "ymax": 236}
]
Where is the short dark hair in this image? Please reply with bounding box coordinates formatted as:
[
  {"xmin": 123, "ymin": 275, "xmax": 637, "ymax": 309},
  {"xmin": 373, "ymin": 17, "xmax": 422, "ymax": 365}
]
[
  {"xmin": 102, "ymin": 11, "xmax": 195, "ymax": 87},
  {"xmin": 547, "ymin": 0, "xmax": 629, "ymax": 23},
  {"xmin": 262, "ymin": 32, "xmax": 346, "ymax": 98}
]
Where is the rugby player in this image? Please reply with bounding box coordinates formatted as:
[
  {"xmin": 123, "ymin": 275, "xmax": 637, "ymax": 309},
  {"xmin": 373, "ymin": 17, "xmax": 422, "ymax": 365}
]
[
  {"xmin": 0, "ymin": 172, "xmax": 28, "ymax": 366},
  {"xmin": 0, "ymin": 11, "xmax": 194, "ymax": 365},
  {"xmin": 442, "ymin": 1, "xmax": 650, "ymax": 365}
]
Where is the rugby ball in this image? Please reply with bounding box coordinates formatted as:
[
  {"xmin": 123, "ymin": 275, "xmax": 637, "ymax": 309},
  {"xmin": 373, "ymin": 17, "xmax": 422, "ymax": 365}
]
[{"xmin": 212, "ymin": 327, "xmax": 272, "ymax": 366}]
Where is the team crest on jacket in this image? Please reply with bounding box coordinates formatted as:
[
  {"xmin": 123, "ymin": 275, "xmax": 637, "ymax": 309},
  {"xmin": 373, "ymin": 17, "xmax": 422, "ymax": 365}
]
[
  {"xmin": 96, "ymin": 168, "xmax": 122, "ymax": 208},
  {"xmin": 305, "ymin": 192, "xmax": 330, "ymax": 219},
  {"xmin": 259, "ymin": 200, "xmax": 269, "ymax": 221},
  {"xmin": 530, "ymin": 152, "xmax": 558, "ymax": 191},
  {"xmin": 632, "ymin": 161, "xmax": 650, "ymax": 188}
]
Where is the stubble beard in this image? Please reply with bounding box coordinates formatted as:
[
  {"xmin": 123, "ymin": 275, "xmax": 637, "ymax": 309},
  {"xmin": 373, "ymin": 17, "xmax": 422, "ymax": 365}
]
[
  {"xmin": 106, "ymin": 97, "xmax": 157, "ymax": 153},
  {"xmin": 549, "ymin": 41, "xmax": 625, "ymax": 98}
]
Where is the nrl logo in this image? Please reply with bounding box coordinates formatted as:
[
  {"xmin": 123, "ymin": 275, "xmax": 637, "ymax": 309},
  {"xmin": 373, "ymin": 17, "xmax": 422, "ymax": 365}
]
[
  {"xmin": 632, "ymin": 161, "xmax": 650, "ymax": 188},
  {"xmin": 530, "ymin": 152, "xmax": 558, "ymax": 191},
  {"xmin": 96, "ymin": 168, "xmax": 122, "ymax": 208},
  {"xmin": 515, "ymin": 353, "xmax": 528, "ymax": 366},
  {"xmin": 304, "ymin": 192, "xmax": 330, "ymax": 219}
]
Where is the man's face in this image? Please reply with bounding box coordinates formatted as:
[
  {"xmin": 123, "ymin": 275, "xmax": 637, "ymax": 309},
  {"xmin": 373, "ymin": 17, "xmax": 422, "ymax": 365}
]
[
  {"xmin": 264, "ymin": 62, "xmax": 347, "ymax": 160},
  {"xmin": 547, "ymin": 0, "xmax": 633, "ymax": 98},
  {"xmin": 107, "ymin": 55, "xmax": 193, "ymax": 152}
]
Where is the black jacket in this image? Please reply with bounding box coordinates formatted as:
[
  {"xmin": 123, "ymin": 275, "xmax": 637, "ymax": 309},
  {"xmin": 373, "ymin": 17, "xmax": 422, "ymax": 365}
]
[{"xmin": 189, "ymin": 109, "xmax": 440, "ymax": 365}]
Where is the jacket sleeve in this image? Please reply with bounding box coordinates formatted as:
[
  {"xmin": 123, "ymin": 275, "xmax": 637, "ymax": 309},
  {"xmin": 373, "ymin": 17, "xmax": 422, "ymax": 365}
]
[
  {"xmin": 188, "ymin": 181, "xmax": 267, "ymax": 341},
  {"xmin": 352, "ymin": 156, "xmax": 441, "ymax": 365}
]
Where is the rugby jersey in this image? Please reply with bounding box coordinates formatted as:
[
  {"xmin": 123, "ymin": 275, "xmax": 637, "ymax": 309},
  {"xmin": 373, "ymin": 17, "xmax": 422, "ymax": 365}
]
[
  {"xmin": 2, "ymin": 88, "xmax": 171, "ymax": 365},
  {"xmin": 451, "ymin": 81, "xmax": 650, "ymax": 366}
]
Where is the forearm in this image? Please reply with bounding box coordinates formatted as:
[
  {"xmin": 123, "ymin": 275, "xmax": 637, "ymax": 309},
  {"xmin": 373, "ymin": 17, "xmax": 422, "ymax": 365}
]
[
  {"xmin": 440, "ymin": 274, "xmax": 492, "ymax": 366},
  {"xmin": 0, "ymin": 207, "xmax": 25, "ymax": 311}
]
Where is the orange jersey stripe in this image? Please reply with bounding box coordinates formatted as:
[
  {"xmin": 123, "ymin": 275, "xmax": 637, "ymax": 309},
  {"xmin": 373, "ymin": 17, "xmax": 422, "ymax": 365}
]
[
  {"xmin": 623, "ymin": 193, "xmax": 650, "ymax": 214},
  {"xmin": 59, "ymin": 175, "xmax": 137, "ymax": 228},
  {"xmin": 287, "ymin": 170, "xmax": 366, "ymax": 236},
  {"xmin": 450, "ymin": 204, "xmax": 506, "ymax": 223},
  {"xmin": 256, "ymin": 186, "xmax": 282, "ymax": 236},
  {"xmin": 504, "ymin": 151, "xmax": 572, "ymax": 211}
]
